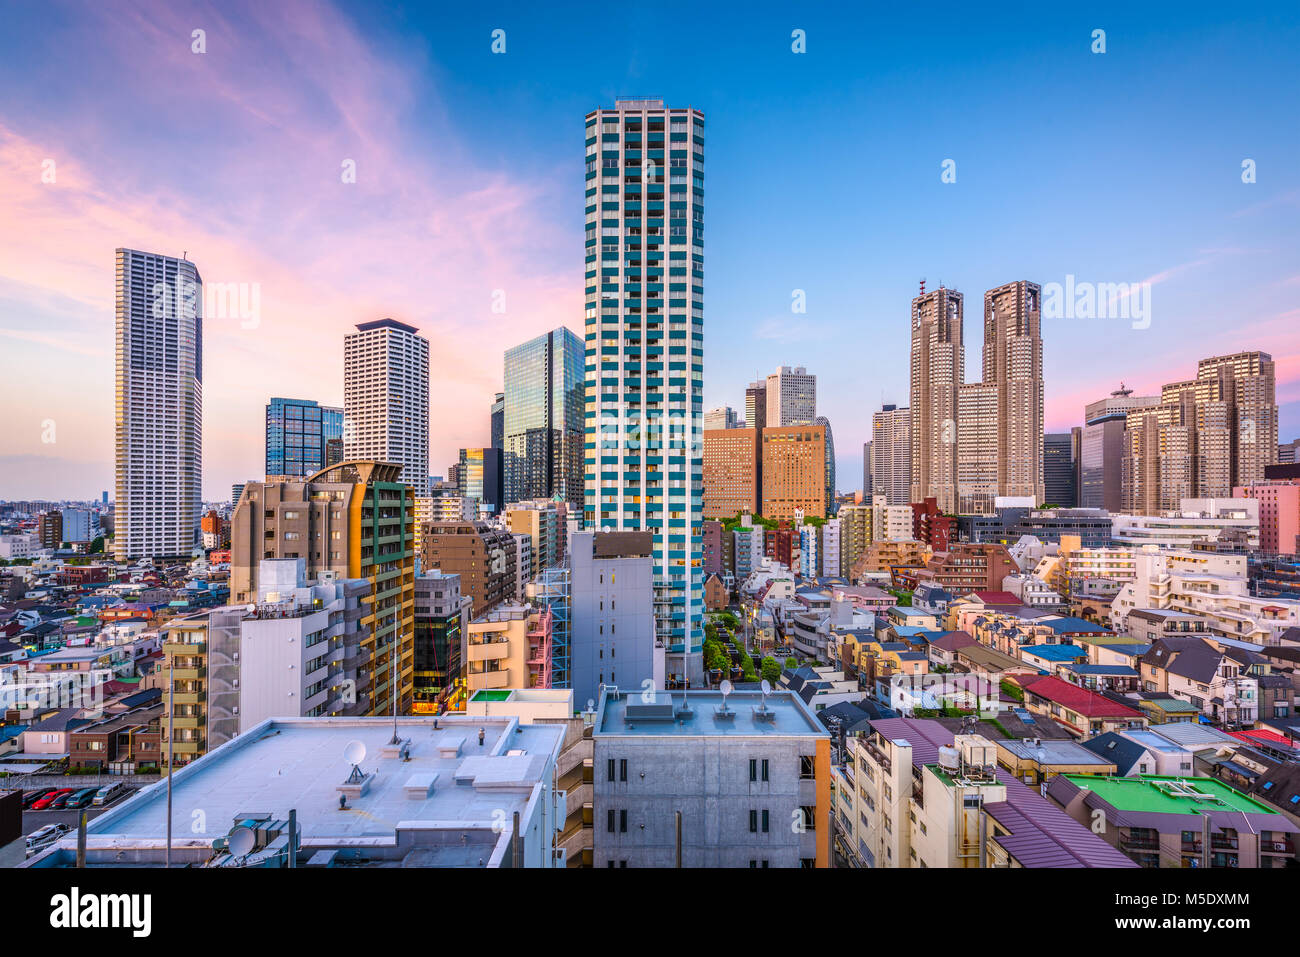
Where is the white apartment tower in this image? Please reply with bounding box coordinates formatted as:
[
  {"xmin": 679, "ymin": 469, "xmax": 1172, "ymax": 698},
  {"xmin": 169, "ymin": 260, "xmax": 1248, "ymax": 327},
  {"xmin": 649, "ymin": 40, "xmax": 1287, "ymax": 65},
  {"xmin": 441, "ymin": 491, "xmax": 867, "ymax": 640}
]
[
  {"xmin": 766, "ymin": 365, "xmax": 817, "ymax": 426},
  {"xmin": 583, "ymin": 98, "xmax": 705, "ymax": 688},
  {"xmin": 114, "ymin": 248, "xmax": 203, "ymax": 561},
  {"xmin": 343, "ymin": 319, "xmax": 430, "ymax": 496}
]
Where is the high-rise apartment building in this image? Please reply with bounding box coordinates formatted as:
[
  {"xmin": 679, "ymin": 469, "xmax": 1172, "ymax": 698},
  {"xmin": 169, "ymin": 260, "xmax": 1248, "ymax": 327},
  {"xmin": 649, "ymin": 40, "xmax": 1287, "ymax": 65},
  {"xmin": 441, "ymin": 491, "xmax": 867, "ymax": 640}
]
[
  {"xmin": 909, "ymin": 285, "xmax": 963, "ymax": 513},
  {"xmin": 1122, "ymin": 352, "xmax": 1277, "ymax": 513},
  {"xmin": 765, "ymin": 365, "xmax": 817, "ymax": 426},
  {"xmin": 37, "ymin": 511, "xmax": 62, "ymax": 550},
  {"xmin": 983, "ymin": 281, "xmax": 1044, "ymax": 502},
  {"xmin": 503, "ymin": 327, "xmax": 584, "ymax": 508},
  {"xmin": 343, "ymin": 318, "xmax": 430, "ymax": 496},
  {"xmin": 228, "ymin": 462, "xmax": 417, "ymax": 718},
  {"xmin": 419, "ymin": 519, "xmax": 518, "ymax": 618},
  {"xmin": 703, "ymin": 427, "xmax": 760, "ymax": 519},
  {"xmin": 114, "ymin": 248, "xmax": 203, "ymax": 561},
  {"xmin": 862, "ymin": 441, "xmax": 872, "ymax": 497},
  {"xmin": 871, "ymin": 404, "xmax": 912, "ymax": 506},
  {"xmin": 413, "ymin": 569, "xmax": 469, "ymax": 713},
  {"xmin": 265, "ymin": 397, "xmax": 343, "ymax": 478},
  {"xmin": 761, "ymin": 424, "xmax": 827, "ymax": 520},
  {"xmin": 583, "ymin": 98, "xmax": 704, "ymax": 688},
  {"xmin": 1044, "ymin": 432, "xmax": 1078, "ymax": 506},
  {"xmin": 745, "ymin": 380, "xmax": 767, "ymax": 432}
]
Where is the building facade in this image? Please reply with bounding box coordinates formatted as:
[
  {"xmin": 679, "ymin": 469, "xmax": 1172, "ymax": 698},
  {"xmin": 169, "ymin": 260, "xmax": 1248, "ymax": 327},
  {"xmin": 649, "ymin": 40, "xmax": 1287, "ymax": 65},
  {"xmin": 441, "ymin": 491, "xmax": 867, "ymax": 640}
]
[
  {"xmin": 583, "ymin": 99, "xmax": 704, "ymax": 688},
  {"xmin": 114, "ymin": 248, "xmax": 203, "ymax": 561},
  {"xmin": 343, "ymin": 318, "xmax": 430, "ymax": 496},
  {"xmin": 503, "ymin": 327, "xmax": 585, "ymax": 508},
  {"xmin": 766, "ymin": 365, "xmax": 817, "ymax": 427},
  {"xmin": 265, "ymin": 397, "xmax": 344, "ymax": 478},
  {"xmin": 703, "ymin": 427, "xmax": 760, "ymax": 519},
  {"xmin": 910, "ymin": 285, "xmax": 963, "ymax": 513}
]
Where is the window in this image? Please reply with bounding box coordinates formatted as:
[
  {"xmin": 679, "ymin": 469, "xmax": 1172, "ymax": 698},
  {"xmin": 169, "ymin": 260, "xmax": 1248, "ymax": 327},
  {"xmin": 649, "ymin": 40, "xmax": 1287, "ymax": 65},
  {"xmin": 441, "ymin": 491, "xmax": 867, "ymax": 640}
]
[
  {"xmin": 620, "ymin": 810, "xmax": 628, "ymax": 832},
  {"xmin": 749, "ymin": 809, "xmax": 758, "ymax": 833},
  {"xmin": 799, "ymin": 756, "xmax": 815, "ymax": 780},
  {"xmin": 607, "ymin": 809, "xmax": 615, "ymax": 832},
  {"xmin": 762, "ymin": 809, "xmax": 770, "ymax": 833},
  {"xmin": 749, "ymin": 758, "xmax": 757, "ymax": 782},
  {"xmin": 619, "ymin": 759, "xmax": 628, "ymax": 782},
  {"xmin": 608, "ymin": 758, "xmax": 616, "ymax": 782},
  {"xmin": 761, "ymin": 759, "xmax": 770, "ymax": 782}
]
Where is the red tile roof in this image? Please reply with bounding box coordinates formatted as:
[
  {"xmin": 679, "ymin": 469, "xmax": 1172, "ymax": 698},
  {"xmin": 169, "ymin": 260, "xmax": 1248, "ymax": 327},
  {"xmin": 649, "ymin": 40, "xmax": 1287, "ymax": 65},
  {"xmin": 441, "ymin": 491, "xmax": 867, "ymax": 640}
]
[
  {"xmin": 972, "ymin": 591, "xmax": 1020, "ymax": 604},
  {"xmin": 1019, "ymin": 675, "xmax": 1143, "ymax": 719}
]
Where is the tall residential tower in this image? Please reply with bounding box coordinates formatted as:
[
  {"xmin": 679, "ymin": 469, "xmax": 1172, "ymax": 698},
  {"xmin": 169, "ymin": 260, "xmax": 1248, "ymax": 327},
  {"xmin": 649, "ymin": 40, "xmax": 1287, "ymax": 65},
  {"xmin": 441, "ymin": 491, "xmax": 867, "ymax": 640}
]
[
  {"xmin": 343, "ymin": 319, "xmax": 430, "ymax": 496},
  {"xmin": 583, "ymin": 99, "xmax": 705, "ymax": 687},
  {"xmin": 113, "ymin": 248, "xmax": 203, "ymax": 561}
]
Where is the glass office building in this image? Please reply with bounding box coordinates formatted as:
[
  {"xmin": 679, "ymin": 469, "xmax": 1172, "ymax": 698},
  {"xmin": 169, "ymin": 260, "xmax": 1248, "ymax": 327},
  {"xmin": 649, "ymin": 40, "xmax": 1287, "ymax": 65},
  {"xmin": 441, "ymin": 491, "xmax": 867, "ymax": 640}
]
[
  {"xmin": 583, "ymin": 99, "xmax": 705, "ymax": 688},
  {"xmin": 503, "ymin": 327, "xmax": 585, "ymax": 508},
  {"xmin": 265, "ymin": 397, "xmax": 344, "ymax": 478}
]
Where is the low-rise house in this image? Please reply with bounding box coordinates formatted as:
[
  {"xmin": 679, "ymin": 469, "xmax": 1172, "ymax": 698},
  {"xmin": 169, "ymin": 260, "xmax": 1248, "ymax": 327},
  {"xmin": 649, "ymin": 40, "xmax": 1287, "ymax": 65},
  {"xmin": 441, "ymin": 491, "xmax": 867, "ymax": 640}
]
[
  {"xmin": 1048, "ymin": 773, "xmax": 1298, "ymax": 868},
  {"xmin": 1017, "ymin": 675, "xmax": 1147, "ymax": 739}
]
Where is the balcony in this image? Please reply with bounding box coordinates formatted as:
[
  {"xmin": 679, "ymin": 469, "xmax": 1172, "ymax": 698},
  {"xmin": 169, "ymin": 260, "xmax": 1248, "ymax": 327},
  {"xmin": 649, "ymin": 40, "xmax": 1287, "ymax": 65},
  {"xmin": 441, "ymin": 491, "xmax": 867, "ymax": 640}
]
[
  {"xmin": 172, "ymin": 666, "xmax": 206, "ymax": 681},
  {"xmin": 1261, "ymin": 838, "xmax": 1295, "ymax": 855}
]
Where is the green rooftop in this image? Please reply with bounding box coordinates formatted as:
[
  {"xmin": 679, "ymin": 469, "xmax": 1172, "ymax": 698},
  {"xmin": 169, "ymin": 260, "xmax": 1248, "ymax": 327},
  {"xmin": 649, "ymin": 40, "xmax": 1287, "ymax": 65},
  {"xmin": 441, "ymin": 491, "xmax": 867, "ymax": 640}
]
[
  {"xmin": 1141, "ymin": 698, "xmax": 1198, "ymax": 713},
  {"xmin": 470, "ymin": 690, "xmax": 513, "ymax": 702},
  {"xmin": 1063, "ymin": 774, "xmax": 1280, "ymax": 816}
]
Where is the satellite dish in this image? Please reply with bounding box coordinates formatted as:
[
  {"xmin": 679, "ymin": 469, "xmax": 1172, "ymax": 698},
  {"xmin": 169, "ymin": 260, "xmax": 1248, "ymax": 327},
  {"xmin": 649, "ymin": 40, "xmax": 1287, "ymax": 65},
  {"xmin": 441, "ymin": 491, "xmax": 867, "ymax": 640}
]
[
  {"xmin": 719, "ymin": 679, "xmax": 733, "ymax": 697},
  {"xmin": 228, "ymin": 825, "xmax": 256, "ymax": 858},
  {"xmin": 760, "ymin": 679, "xmax": 772, "ymax": 696},
  {"xmin": 344, "ymin": 740, "xmax": 366, "ymax": 766}
]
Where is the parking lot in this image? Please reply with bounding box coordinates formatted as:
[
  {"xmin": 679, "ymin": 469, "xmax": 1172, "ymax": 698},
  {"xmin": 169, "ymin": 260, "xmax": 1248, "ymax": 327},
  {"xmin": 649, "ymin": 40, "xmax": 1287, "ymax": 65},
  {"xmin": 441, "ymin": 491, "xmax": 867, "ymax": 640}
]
[{"xmin": 19, "ymin": 784, "xmax": 138, "ymax": 839}]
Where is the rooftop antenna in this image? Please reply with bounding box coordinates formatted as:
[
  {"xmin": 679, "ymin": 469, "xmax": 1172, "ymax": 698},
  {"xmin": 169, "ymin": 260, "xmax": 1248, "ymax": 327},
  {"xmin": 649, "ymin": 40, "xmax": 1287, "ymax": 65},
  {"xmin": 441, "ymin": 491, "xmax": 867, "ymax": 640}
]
[
  {"xmin": 387, "ymin": 639, "xmax": 400, "ymax": 745},
  {"xmin": 344, "ymin": 739, "xmax": 367, "ymax": 784},
  {"xmin": 227, "ymin": 825, "xmax": 256, "ymax": 864},
  {"xmin": 919, "ymin": 278, "xmax": 926, "ymax": 296},
  {"xmin": 717, "ymin": 678, "xmax": 734, "ymax": 718}
]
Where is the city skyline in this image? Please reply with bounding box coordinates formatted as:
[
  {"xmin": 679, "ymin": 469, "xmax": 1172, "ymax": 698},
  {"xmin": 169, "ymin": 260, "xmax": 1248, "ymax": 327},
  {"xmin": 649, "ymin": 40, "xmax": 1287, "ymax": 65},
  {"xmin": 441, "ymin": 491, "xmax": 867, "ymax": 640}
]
[{"xmin": 2, "ymin": 2, "xmax": 1300, "ymax": 503}]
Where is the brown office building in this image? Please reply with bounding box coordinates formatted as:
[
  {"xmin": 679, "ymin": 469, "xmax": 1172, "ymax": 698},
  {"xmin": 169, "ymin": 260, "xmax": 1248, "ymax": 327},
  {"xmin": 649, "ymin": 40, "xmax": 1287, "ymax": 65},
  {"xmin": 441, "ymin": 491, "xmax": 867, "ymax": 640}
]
[
  {"xmin": 761, "ymin": 424, "xmax": 826, "ymax": 520},
  {"xmin": 419, "ymin": 520, "xmax": 518, "ymax": 619},
  {"xmin": 703, "ymin": 427, "xmax": 760, "ymax": 519},
  {"xmin": 229, "ymin": 460, "xmax": 417, "ymax": 717},
  {"xmin": 38, "ymin": 511, "xmax": 63, "ymax": 549}
]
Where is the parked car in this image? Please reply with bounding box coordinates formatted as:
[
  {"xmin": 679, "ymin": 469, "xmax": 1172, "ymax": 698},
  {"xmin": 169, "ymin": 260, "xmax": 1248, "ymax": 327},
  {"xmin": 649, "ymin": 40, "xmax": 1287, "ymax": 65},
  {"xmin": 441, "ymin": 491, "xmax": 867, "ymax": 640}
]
[
  {"xmin": 92, "ymin": 781, "xmax": 131, "ymax": 807},
  {"xmin": 25, "ymin": 822, "xmax": 71, "ymax": 854},
  {"xmin": 64, "ymin": 787, "xmax": 100, "ymax": 809},
  {"xmin": 49, "ymin": 789, "xmax": 81, "ymax": 809},
  {"xmin": 22, "ymin": 789, "xmax": 58, "ymax": 809},
  {"xmin": 31, "ymin": 789, "xmax": 73, "ymax": 810}
]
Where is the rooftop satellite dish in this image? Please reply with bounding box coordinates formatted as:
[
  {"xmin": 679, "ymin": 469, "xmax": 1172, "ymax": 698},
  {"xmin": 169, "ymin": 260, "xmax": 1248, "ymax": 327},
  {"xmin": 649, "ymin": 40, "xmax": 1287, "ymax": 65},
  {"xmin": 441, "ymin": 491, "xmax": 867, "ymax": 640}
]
[
  {"xmin": 760, "ymin": 678, "xmax": 772, "ymax": 696},
  {"xmin": 719, "ymin": 679, "xmax": 733, "ymax": 698},
  {"xmin": 344, "ymin": 739, "xmax": 366, "ymax": 766},
  {"xmin": 228, "ymin": 825, "xmax": 256, "ymax": 859}
]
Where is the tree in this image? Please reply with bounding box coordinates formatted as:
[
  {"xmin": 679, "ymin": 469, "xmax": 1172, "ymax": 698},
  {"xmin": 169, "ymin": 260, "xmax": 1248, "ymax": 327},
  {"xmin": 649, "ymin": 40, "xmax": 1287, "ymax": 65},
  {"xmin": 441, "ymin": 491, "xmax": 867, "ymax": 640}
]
[
  {"xmin": 90, "ymin": 536, "xmax": 104, "ymax": 554},
  {"xmin": 784, "ymin": 656, "xmax": 798, "ymax": 670},
  {"xmin": 760, "ymin": 656, "xmax": 782, "ymax": 684}
]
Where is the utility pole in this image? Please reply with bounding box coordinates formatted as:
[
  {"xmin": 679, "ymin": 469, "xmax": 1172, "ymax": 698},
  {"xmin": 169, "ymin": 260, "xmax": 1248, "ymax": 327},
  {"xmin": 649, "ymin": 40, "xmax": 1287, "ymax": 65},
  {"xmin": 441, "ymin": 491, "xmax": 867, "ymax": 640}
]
[{"xmin": 165, "ymin": 655, "xmax": 174, "ymax": 869}]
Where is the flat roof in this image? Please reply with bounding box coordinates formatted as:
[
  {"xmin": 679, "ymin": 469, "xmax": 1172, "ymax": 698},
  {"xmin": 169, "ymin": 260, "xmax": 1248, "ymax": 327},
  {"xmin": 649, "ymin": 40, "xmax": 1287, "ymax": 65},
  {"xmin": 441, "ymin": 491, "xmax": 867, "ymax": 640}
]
[
  {"xmin": 82, "ymin": 717, "xmax": 564, "ymax": 845},
  {"xmin": 998, "ymin": 738, "xmax": 1115, "ymax": 765},
  {"xmin": 1063, "ymin": 774, "xmax": 1280, "ymax": 816},
  {"xmin": 595, "ymin": 689, "xmax": 826, "ymax": 737}
]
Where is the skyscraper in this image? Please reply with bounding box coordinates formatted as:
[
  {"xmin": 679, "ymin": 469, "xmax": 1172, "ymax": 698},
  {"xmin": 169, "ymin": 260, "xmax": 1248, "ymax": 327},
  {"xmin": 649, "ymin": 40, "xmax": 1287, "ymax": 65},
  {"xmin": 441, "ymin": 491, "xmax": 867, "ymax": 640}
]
[
  {"xmin": 490, "ymin": 391, "xmax": 504, "ymax": 450},
  {"xmin": 702, "ymin": 427, "xmax": 759, "ymax": 519},
  {"xmin": 765, "ymin": 365, "xmax": 817, "ymax": 426},
  {"xmin": 862, "ymin": 441, "xmax": 872, "ymax": 497},
  {"xmin": 113, "ymin": 248, "xmax": 203, "ymax": 561},
  {"xmin": 583, "ymin": 98, "xmax": 704, "ymax": 688},
  {"xmin": 745, "ymin": 380, "xmax": 767, "ymax": 432},
  {"xmin": 702, "ymin": 406, "xmax": 741, "ymax": 430},
  {"xmin": 265, "ymin": 397, "xmax": 344, "ymax": 478},
  {"xmin": 871, "ymin": 404, "xmax": 912, "ymax": 506},
  {"xmin": 984, "ymin": 280, "xmax": 1045, "ymax": 502},
  {"xmin": 1044, "ymin": 432, "xmax": 1078, "ymax": 506},
  {"xmin": 1081, "ymin": 385, "xmax": 1158, "ymax": 511},
  {"xmin": 343, "ymin": 319, "xmax": 430, "ymax": 496},
  {"xmin": 815, "ymin": 415, "xmax": 837, "ymax": 515},
  {"xmin": 761, "ymin": 424, "xmax": 827, "ymax": 520},
  {"xmin": 503, "ymin": 327, "xmax": 585, "ymax": 508},
  {"xmin": 1121, "ymin": 352, "xmax": 1277, "ymax": 513},
  {"xmin": 909, "ymin": 285, "xmax": 963, "ymax": 513},
  {"xmin": 957, "ymin": 381, "xmax": 998, "ymax": 515},
  {"xmin": 458, "ymin": 446, "xmax": 503, "ymax": 514}
]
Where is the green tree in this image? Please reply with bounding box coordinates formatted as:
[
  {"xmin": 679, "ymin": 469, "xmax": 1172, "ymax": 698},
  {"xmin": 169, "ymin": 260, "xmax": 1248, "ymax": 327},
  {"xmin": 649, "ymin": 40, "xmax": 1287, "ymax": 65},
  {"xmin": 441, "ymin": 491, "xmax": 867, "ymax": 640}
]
[
  {"xmin": 760, "ymin": 656, "xmax": 782, "ymax": 684},
  {"xmin": 90, "ymin": 535, "xmax": 104, "ymax": 553},
  {"xmin": 784, "ymin": 656, "xmax": 798, "ymax": 669}
]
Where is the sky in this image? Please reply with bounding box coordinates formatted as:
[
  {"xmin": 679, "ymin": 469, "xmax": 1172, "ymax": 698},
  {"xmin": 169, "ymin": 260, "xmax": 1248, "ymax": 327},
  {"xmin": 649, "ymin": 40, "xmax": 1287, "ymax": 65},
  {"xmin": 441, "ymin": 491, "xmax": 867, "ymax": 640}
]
[{"xmin": 1, "ymin": 0, "xmax": 1298, "ymax": 502}]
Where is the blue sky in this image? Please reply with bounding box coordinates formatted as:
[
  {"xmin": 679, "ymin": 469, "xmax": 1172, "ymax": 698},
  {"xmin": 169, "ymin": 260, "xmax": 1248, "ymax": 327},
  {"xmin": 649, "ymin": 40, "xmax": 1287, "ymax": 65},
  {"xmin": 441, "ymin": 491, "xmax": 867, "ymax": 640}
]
[{"xmin": 1, "ymin": 0, "xmax": 1297, "ymax": 499}]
